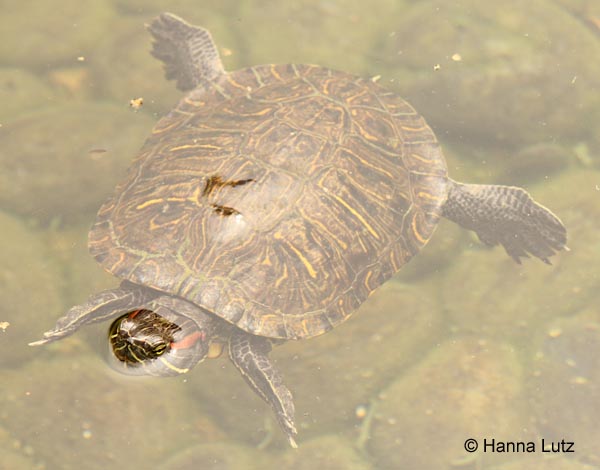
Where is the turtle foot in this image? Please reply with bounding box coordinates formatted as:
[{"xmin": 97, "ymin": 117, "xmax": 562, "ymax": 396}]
[
  {"xmin": 29, "ymin": 331, "xmax": 63, "ymax": 347},
  {"xmin": 228, "ymin": 330, "xmax": 298, "ymax": 447},
  {"xmin": 147, "ymin": 12, "xmax": 225, "ymax": 91},
  {"xmin": 442, "ymin": 180, "xmax": 567, "ymax": 263},
  {"xmin": 30, "ymin": 284, "xmax": 156, "ymax": 347}
]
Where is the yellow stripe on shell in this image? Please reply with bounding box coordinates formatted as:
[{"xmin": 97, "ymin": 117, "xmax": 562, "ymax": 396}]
[
  {"xmin": 417, "ymin": 191, "xmax": 445, "ymax": 202},
  {"xmin": 136, "ymin": 187, "xmax": 203, "ymax": 211},
  {"xmin": 274, "ymin": 263, "xmax": 289, "ymax": 288},
  {"xmin": 270, "ymin": 64, "xmax": 283, "ymax": 82},
  {"xmin": 410, "ymin": 152, "xmax": 436, "ymax": 163},
  {"xmin": 274, "ymin": 232, "xmax": 318, "ymax": 279},
  {"xmin": 400, "ymin": 124, "xmax": 428, "ymax": 132},
  {"xmin": 411, "ymin": 214, "xmax": 428, "ymax": 245},
  {"xmin": 226, "ymin": 75, "xmax": 251, "ymax": 92},
  {"xmin": 331, "ymin": 194, "xmax": 380, "ymax": 240},
  {"xmin": 169, "ymin": 143, "xmax": 221, "ymax": 151}
]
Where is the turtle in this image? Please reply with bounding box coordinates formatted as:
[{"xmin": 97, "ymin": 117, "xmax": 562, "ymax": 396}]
[{"xmin": 31, "ymin": 13, "xmax": 567, "ymax": 447}]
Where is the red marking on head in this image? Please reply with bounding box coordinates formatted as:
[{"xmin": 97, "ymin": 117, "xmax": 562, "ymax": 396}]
[
  {"xmin": 170, "ymin": 331, "xmax": 205, "ymax": 350},
  {"xmin": 128, "ymin": 309, "xmax": 143, "ymax": 319}
]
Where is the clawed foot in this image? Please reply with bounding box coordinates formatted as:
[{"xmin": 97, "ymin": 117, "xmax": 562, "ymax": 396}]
[
  {"xmin": 229, "ymin": 330, "xmax": 298, "ymax": 447},
  {"xmin": 29, "ymin": 284, "xmax": 156, "ymax": 347},
  {"xmin": 29, "ymin": 330, "xmax": 64, "ymax": 346},
  {"xmin": 475, "ymin": 194, "xmax": 567, "ymax": 264},
  {"xmin": 443, "ymin": 181, "xmax": 567, "ymax": 264}
]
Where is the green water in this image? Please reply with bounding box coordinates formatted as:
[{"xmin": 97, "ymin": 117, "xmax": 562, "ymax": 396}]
[{"xmin": 1, "ymin": 1, "xmax": 600, "ymax": 469}]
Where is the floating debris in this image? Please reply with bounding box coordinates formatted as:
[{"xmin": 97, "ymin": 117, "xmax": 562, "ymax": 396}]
[
  {"xmin": 371, "ymin": 74, "xmax": 382, "ymax": 83},
  {"xmin": 451, "ymin": 53, "xmax": 462, "ymax": 62},
  {"xmin": 433, "ymin": 64, "xmax": 441, "ymax": 71},
  {"xmin": 129, "ymin": 97, "xmax": 144, "ymax": 110},
  {"xmin": 571, "ymin": 376, "xmax": 589, "ymax": 385},
  {"xmin": 0, "ymin": 321, "xmax": 9, "ymax": 331},
  {"xmin": 355, "ymin": 400, "xmax": 377, "ymax": 453},
  {"xmin": 547, "ymin": 327, "xmax": 562, "ymax": 338},
  {"xmin": 82, "ymin": 421, "xmax": 93, "ymax": 439},
  {"xmin": 355, "ymin": 404, "xmax": 368, "ymax": 419},
  {"xmin": 88, "ymin": 148, "xmax": 109, "ymax": 160}
]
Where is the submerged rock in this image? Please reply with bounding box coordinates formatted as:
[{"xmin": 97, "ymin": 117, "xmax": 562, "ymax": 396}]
[
  {"xmin": 92, "ymin": 14, "xmax": 237, "ymax": 116},
  {"xmin": 395, "ymin": 218, "xmax": 465, "ymax": 281},
  {"xmin": 279, "ymin": 280, "xmax": 443, "ymax": 437},
  {"xmin": 368, "ymin": 337, "xmax": 532, "ymax": 469},
  {"xmin": 589, "ymin": 126, "xmax": 600, "ymax": 169},
  {"xmin": 486, "ymin": 454, "xmax": 598, "ymax": 470},
  {"xmin": 0, "ymin": 426, "xmax": 39, "ymax": 470},
  {"xmin": 498, "ymin": 143, "xmax": 574, "ymax": 186},
  {"xmin": 0, "ymin": 103, "xmax": 155, "ymax": 222},
  {"xmin": 274, "ymin": 435, "xmax": 370, "ymax": 470},
  {"xmin": 529, "ymin": 312, "xmax": 600, "ymax": 465},
  {"xmin": 161, "ymin": 434, "xmax": 370, "ymax": 470},
  {"xmin": 44, "ymin": 222, "xmax": 116, "ymax": 308},
  {"xmin": 237, "ymin": 0, "xmax": 405, "ymax": 74},
  {"xmin": 439, "ymin": 169, "xmax": 600, "ymax": 344},
  {"xmin": 0, "ymin": 356, "xmax": 225, "ymax": 470},
  {"xmin": 113, "ymin": 0, "xmax": 240, "ymax": 18},
  {"xmin": 554, "ymin": 0, "xmax": 600, "ymax": 34},
  {"xmin": 0, "ymin": 0, "xmax": 114, "ymax": 67},
  {"xmin": 376, "ymin": 0, "xmax": 600, "ymax": 147},
  {"xmin": 42, "ymin": 222, "xmax": 119, "ymax": 351},
  {"xmin": 159, "ymin": 442, "xmax": 270, "ymax": 470},
  {"xmin": 488, "ymin": 455, "xmax": 598, "ymax": 470},
  {"xmin": 188, "ymin": 279, "xmax": 444, "ymax": 445},
  {"xmin": 0, "ymin": 68, "xmax": 61, "ymax": 122},
  {"xmin": 0, "ymin": 211, "xmax": 64, "ymax": 367}
]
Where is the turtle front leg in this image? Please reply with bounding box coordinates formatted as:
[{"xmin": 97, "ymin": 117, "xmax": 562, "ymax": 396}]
[
  {"xmin": 228, "ymin": 329, "xmax": 298, "ymax": 448},
  {"xmin": 442, "ymin": 179, "xmax": 567, "ymax": 264},
  {"xmin": 30, "ymin": 281, "xmax": 157, "ymax": 346}
]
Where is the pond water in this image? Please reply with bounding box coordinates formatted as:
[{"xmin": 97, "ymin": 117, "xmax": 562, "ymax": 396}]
[{"xmin": 1, "ymin": 1, "xmax": 600, "ymax": 469}]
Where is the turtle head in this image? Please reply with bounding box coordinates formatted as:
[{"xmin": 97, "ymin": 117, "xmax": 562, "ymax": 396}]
[{"xmin": 107, "ymin": 297, "xmax": 214, "ymax": 377}]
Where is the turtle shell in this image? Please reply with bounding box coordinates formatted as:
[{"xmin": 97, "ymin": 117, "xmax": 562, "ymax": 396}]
[{"xmin": 89, "ymin": 64, "xmax": 448, "ymax": 340}]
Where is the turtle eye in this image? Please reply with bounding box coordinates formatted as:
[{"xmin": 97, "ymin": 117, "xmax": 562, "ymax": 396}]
[
  {"xmin": 153, "ymin": 342, "xmax": 167, "ymax": 355},
  {"xmin": 107, "ymin": 309, "xmax": 208, "ymax": 377}
]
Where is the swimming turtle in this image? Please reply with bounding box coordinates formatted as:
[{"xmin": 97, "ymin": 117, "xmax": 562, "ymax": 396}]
[{"xmin": 32, "ymin": 13, "xmax": 567, "ymax": 447}]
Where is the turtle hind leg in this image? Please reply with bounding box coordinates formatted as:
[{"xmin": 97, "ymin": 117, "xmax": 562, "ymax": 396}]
[
  {"xmin": 442, "ymin": 179, "xmax": 567, "ymax": 264},
  {"xmin": 228, "ymin": 330, "xmax": 298, "ymax": 448},
  {"xmin": 29, "ymin": 281, "xmax": 156, "ymax": 346},
  {"xmin": 147, "ymin": 12, "xmax": 225, "ymax": 91}
]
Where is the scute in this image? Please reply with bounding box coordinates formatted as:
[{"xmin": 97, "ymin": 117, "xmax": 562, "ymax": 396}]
[{"xmin": 89, "ymin": 63, "xmax": 448, "ymax": 340}]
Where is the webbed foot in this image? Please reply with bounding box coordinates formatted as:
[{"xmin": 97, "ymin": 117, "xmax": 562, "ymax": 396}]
[
  {"xmin": 147, "ymin": 12, "xmax": 225, "ymax": 91},
  {"xmin": 442, "ymin": 180, "xmax": 567, "ymax": 264},
  {"xmin": 228, "ymin": 330, "xmax": 298, "ymax": 448},
  {"xmin": 30, "ymin": 282, "xmax": 155, "ymax": 346}
]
